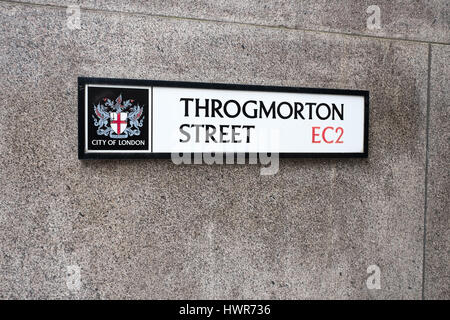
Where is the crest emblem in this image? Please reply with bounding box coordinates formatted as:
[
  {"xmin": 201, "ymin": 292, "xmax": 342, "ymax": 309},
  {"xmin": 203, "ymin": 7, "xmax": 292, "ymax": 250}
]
[{"xmin": 92, "ymin": 94, "xmax": 144, "ymax": 138}]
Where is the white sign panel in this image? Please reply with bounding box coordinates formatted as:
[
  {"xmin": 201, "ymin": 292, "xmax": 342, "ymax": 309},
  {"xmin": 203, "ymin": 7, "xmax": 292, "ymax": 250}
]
[{"xmin": 79, "ymin": 78, "xmax": 369, "ymax": 159}]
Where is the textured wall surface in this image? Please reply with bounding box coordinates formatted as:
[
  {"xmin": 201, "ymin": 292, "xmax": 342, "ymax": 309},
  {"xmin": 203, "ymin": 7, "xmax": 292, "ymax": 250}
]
[
  {"xmin": 0, "ymin": 1, "xmax": 448, "ymax": 299},
  {"xmin": 424, "ymin": 45, "xmax": 450, "ymax": 300}
]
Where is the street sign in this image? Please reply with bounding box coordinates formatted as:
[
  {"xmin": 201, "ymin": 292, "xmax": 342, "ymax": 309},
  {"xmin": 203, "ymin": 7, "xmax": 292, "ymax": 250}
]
[{"xmin": 78, "ymin": 77, "xmax": 369, "ymax": 159}]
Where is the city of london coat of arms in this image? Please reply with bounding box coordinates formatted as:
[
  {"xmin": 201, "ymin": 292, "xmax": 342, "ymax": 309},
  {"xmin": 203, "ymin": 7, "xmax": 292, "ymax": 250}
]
[{"xmin": 92, "ymin": 94, "xmax": 144, "ymax": 139}]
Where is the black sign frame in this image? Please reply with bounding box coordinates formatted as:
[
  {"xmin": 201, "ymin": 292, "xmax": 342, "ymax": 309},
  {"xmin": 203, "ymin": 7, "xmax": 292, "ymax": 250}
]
[{"xmin": 78, "ymin": 77, "xmax": 369, "ymax": 159}]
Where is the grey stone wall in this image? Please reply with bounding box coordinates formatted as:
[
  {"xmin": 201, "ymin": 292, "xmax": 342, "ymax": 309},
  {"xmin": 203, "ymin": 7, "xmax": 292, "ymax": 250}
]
[{"xmin": 0, "ymin": 1, "xmax": 448, "ymax": 299}]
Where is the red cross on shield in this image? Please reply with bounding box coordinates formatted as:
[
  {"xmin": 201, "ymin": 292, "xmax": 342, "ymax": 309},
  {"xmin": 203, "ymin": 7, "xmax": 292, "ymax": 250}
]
[{"xmin": 110, "ymin": 112, "xmax": 128, "ymax": 134}]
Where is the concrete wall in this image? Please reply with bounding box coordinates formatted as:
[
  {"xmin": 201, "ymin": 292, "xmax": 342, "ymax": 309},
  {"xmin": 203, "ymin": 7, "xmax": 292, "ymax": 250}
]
[{"xmin": 0, "ymin": 1, "xmax": 448, "ymax": 299}]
